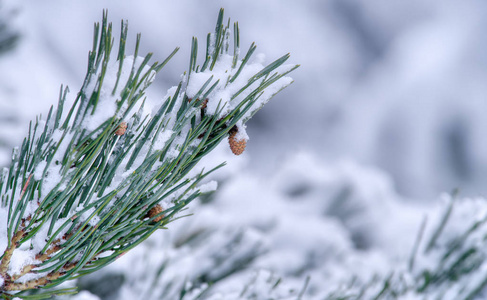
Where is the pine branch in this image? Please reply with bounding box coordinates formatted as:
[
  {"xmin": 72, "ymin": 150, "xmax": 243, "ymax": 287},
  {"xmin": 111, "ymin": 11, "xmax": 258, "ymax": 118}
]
[
  {"xmin": 323, "ymin": 194, "xmax": 487, "ymax": 300},
  {"xmin": 179, "ymin": 270, "xmax": 307, "ymax": 300},
  {"xmin": 0, "ymin": 9, "xmax": 297, "ymax": 299}
]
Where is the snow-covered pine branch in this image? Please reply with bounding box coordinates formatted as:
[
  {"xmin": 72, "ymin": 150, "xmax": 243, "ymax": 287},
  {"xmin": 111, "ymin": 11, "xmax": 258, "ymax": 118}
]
[
  {"xmin": 0, "ymin": 9, "xmax": 297, "ymax": 299},
  {"xmin": 321, "ymin": 194, "xmax": 487, "ymax": 300}
]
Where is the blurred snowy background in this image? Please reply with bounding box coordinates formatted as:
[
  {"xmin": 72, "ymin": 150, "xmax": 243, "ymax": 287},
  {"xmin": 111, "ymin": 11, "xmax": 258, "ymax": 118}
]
[{"xmin": 2, "ymin": 0, "xmax": 487, "ymax": 299}]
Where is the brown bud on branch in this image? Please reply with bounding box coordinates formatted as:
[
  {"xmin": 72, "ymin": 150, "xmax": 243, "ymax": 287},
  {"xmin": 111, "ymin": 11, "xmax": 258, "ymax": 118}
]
[{"xmin": 115, "ymin": 122, "xmax": 127, "ymax": 136}]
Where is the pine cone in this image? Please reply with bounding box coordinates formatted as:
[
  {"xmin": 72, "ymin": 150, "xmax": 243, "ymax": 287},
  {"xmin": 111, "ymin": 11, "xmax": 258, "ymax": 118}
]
[
  {"xmin": 146, "ymin": 204, "xmax": 164, "ymax": 222},
  {"xmin": 115, "ymin": 122, "xmax": 127, "ymax": 136},
  {"xmin": 228, "ymin": 126, "xmax": 246, "ymax": 155}
]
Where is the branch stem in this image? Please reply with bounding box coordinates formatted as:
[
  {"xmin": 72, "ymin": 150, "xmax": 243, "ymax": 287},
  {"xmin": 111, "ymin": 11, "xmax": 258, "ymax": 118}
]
[
  {"xmin": 10, "ymin": 264, "xmax": 35, "ymax": 281},
  {"xmin": 3, "ymin": 271, "xmax": 65, "ymax": 291},
  {"xmin": 0, "ymin": 230, "xmax": 25, "ymax": 277}
]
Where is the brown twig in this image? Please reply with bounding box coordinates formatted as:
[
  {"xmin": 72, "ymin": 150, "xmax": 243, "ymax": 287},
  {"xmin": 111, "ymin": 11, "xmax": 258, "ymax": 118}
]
[
  {"xmin": 2, "ymin": 271, "xmax": 65, "ymax": 291},
  {"xmin": 7, "ymin": 238, "xmax": 64, "ymax": 282},
  {"xmin": 20, "ymin": 215, "xmax": 32, "ymax": 228},
  {"xmin": 9, "ymin": 264, "xmax": 35, "ymax": 281},
  {"xmin": 35, "ymin": 244, "xmax": 61, "ymax": 262},
  {"xmin": 62, "ymin": 262, "xmax": 77, "ymax": 272},
  {"xmin": 0, "ymin": 230, "xmax": 25, "ymax": 277}
]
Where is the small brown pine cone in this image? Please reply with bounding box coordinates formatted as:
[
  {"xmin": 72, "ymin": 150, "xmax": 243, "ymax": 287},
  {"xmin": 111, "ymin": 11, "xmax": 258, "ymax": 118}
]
[
  {"xmin": 146, "ymin": 204, "xmax": 164, "ymax": 222},
  {"xmin": 115, "ymin": 122, "xmax": 127, "ymax": 136},
  {"xmin": 228, "ymin": 126, "xmax": 247, "ymax": 155}
]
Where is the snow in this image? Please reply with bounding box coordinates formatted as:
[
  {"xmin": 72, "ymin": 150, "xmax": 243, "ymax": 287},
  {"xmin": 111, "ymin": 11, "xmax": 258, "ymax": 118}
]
[
  {"xmin": 69, "ymin": 291, "xmax": 100, "ymax": 300},
  {"xmin": 234, "ymin": 122, "xmax": 248, "ymax": 141},
  {"xmin": 80, "ymin": 55, "xmax": 150, "ymax": 132},
  {"xmin": 1, "ymin": 1, "xmax": 487, "ymax": 299},
  {"xmin": 0, "ymin": 208, "xmax": 7, "ymax": 252},
  {"xmin": 39, "ymin": 163, "xmax": 63, "ymax": 196},
  {"xmin": 198, "ymin": 180, "xmax": 218, "ymax": 194},
  {"xmin": 33, "ymin": 160, "xmax": 47, "ymax": 181},
  {"xmin": 185, "ymin": 53, "xmax": 294, "ymax": 121},
  {"xmin": 8, "ymin": 249, "xmax": 35, "ymax": 276}
]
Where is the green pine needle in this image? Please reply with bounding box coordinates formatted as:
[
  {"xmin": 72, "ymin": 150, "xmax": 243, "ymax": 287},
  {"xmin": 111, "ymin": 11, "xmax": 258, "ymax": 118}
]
[{"xmin": 0, "ymin": 8, "xmax": 297, "ymax": 299}]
